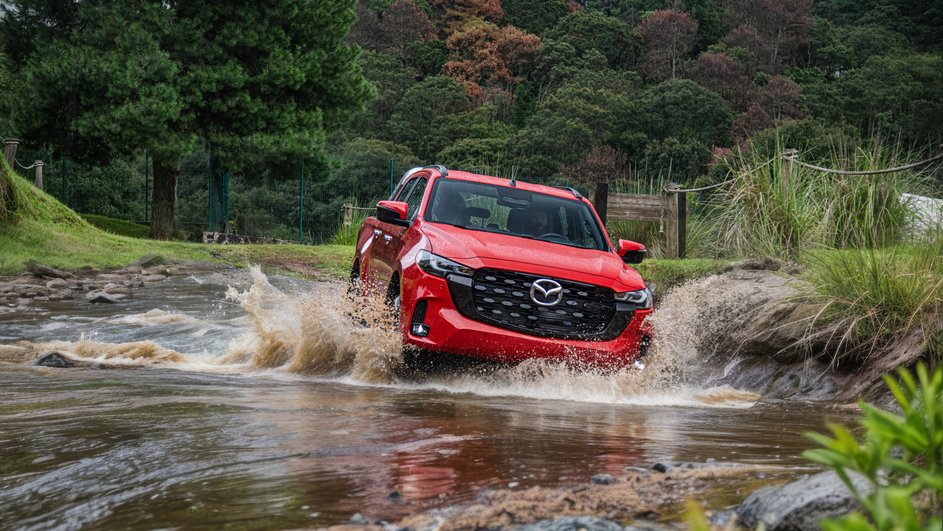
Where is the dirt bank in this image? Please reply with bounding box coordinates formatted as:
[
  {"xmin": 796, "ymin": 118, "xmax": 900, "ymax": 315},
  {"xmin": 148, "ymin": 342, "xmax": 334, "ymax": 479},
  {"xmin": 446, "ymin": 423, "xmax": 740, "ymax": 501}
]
[{"xmin": 325, "ymin": 463, "xmax": 801, "ymax": 530}]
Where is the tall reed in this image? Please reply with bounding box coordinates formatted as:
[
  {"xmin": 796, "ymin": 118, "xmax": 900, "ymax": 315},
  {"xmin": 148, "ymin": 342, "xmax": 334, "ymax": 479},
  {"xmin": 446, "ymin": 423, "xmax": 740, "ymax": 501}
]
[{"xmin": 712, "ymin": 138, "xmax": 934, "ymax": 259}]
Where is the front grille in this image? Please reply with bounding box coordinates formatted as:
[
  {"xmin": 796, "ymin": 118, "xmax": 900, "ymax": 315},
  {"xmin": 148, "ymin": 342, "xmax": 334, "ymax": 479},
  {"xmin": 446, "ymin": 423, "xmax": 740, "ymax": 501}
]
[{"xmin": 461, "ymin": 269, "xmax": 617, "ymax": 339}]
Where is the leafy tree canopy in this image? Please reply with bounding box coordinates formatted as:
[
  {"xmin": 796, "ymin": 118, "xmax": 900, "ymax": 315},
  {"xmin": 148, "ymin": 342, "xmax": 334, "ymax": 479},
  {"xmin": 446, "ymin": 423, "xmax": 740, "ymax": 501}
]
[{"xmin": 2, "ymin": 0, "xmax": 373, "ymax": 237}]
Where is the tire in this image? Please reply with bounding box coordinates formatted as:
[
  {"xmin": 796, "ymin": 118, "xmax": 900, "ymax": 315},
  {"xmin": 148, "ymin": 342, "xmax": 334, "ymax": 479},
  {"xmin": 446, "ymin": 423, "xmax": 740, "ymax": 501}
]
[{"xmin": 347, "ymin": 262, "xmax": 361, "ymax": 297}]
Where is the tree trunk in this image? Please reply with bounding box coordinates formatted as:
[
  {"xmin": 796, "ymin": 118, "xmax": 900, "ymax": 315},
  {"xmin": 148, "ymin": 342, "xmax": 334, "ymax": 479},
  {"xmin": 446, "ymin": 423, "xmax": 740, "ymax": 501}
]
[{"xmin": 149, "ymin": 159, "xmax": 179, "ymax": 240}]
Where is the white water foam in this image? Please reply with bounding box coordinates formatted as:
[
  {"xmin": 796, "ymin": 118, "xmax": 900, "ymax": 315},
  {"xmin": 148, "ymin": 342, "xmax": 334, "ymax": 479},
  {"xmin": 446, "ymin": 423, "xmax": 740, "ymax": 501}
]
[{"xmin": 7, "ymin": 268, "xmax": 759, "ymax": 408}]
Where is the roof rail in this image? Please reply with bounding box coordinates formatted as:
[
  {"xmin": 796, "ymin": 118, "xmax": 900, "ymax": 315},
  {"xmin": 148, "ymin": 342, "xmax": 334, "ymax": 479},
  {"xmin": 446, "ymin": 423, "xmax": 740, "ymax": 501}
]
[
  {"xmin": 559, "ymin": 186, "xmax": 583, "ymax": 199},
  {"xmin": 425, "ymin": 164, "xmax": 448, "ymax": 177}
]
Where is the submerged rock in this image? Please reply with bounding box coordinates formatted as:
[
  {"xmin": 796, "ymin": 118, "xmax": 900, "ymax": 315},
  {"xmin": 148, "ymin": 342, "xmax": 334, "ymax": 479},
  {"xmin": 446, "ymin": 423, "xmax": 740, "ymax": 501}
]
[
  {"xmin": 35, "ymin": 352, "xmax": 77, "ymax": 368},
  {"xmin": 87, "ymin": 292, "xmax": 124, "ymax": 304},
  {"xmin": 590, "ymin": 474, "xmax": 617, "ymax": 485},
  {"xmin": 737, "ymin": 470, "xmax": 873, "ymax": 530}
]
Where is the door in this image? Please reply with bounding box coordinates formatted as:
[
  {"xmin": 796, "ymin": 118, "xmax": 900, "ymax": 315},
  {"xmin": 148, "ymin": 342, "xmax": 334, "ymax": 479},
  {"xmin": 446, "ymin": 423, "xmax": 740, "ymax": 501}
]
[{"xmin": 370, "ymin": 176, "xmax": 427, "ymax": 296}]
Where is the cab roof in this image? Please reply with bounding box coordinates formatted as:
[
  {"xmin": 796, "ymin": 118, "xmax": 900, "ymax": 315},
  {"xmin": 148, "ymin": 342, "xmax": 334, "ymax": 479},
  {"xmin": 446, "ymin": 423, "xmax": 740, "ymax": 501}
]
[{"xmin": 432, "ymin": 169, "xmax": 581, "ymax": 201}]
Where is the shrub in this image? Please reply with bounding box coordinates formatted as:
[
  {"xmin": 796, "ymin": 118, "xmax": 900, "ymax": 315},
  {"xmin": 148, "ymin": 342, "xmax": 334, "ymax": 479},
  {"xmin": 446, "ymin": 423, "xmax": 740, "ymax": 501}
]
[{"xmin": 803, "ymin": 363, "xmax": 943, "ymax": 530}]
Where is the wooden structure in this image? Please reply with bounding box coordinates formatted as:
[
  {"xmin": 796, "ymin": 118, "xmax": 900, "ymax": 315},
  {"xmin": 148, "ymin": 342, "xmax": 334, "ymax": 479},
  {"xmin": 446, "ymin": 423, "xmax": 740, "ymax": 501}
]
[
  {"xmin": 4, "ymin": 139, "xmax": 18, "ymax": 167},
  {"xmin": 591, "ymin": 187, "xmax": 687, "ymax": 259}
]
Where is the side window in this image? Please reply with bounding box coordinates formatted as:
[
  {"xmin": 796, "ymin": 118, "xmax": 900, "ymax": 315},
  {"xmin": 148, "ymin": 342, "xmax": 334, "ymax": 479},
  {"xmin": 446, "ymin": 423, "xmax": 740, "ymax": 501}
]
[
  {"xmin": 403, "ymin": 178, "xmax": 427, "ymax": 220},
  {"xmin": 394, "ymin": 178, "xmax": 417, "ymax": 202}
]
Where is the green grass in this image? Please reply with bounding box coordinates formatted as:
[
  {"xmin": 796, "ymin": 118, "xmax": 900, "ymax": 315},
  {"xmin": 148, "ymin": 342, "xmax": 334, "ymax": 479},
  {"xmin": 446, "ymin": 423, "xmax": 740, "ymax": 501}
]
[
  {"xmin": 80, "ymin": 214, "xmax": 150, "ymax": 238},
  {"xmin": 0, "ymin": 162, "xmax": 353, "ymax": 279},
  {"xmin": 636, "ymin": 258, "xmax": 727, "ymax": 292},
  {"xmin": 803, "ymin": 244, "xmax": 943, "ymax": 362},
  {"xmin": 332, "ymin": 210, "xmax": 369, "ymax": 246}
]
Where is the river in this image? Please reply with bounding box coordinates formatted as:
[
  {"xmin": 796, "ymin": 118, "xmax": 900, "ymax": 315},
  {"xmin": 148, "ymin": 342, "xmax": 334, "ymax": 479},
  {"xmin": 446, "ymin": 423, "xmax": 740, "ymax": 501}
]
[{"xmin": 0, "ymin": 268, "xmax": 853, "ymax": 529}]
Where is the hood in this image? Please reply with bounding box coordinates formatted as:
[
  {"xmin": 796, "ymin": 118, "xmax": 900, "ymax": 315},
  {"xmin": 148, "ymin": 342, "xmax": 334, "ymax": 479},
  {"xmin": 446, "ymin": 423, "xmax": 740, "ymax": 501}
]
[{"xmin": 421, "ymin": 223, "xmax": 645, "ymax": 291}]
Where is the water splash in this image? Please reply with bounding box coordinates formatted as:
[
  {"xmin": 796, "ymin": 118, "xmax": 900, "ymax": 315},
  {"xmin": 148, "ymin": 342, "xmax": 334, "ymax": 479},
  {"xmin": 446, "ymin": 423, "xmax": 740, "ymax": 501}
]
[
  {"xmin": 4, "ymin": 268, "xmax": 760, "ymax": 407},
  {"xmin": 217, "ymin": 267, "xmax": 402, "ymax": 383}
]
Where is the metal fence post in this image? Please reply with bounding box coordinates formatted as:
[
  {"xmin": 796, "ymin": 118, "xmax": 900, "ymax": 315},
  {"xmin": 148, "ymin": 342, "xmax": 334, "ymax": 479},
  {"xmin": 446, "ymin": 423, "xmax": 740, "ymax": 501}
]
[
  {"xmin": 298, "ymin": 158, "xmax": 305, "ymax": 242},
  {"xmin": 3, "ymin": 139, "xmax": 18, "ymax": 167},
  {"xmin": 144, "ymin": 149, "xmax": 150, "ymax": 223}
]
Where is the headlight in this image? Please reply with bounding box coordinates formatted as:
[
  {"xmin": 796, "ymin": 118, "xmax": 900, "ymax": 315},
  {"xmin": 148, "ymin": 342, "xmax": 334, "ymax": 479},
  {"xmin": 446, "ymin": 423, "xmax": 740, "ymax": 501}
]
[
  {"xmin": 417, "ymin": 250, "xmax": 474, "ymax": 277},
  {"xmin": 614, "ymin": 288, "xmax": 652, "ymax": 308}
]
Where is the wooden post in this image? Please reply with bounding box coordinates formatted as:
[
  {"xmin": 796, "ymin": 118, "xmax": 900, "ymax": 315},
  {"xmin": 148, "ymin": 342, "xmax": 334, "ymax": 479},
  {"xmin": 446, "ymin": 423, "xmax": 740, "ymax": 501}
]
[
  {"xmin": 3, "ymin": 139, "xmax": 18, "ymax": 167},
  {"xmin": 33, "ymin": 161, "xmax": 44, "ymax": 190},
  {"xmin": 665, "ymin": 189, "xmax": 678, "ymax": 259},
  {"xmin": 664, "ymin": 185, "xmax": 687, "ymax": 259},
  {"xmin": 593, "ymin": 181, "xmax": 609, "ymax": 224},
  {"xmin": 343, "ymin": 204, "xmax": 352, "ymax": 227},
  {"xmin": 782, "ymin": 148, "xmax": 797, "ymax": 196}
]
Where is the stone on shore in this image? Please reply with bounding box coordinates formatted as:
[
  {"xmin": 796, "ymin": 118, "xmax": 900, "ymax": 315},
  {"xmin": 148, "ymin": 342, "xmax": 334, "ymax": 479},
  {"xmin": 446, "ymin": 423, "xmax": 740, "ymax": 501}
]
[{"xmin": 737, "ymin": 470, "xmax": 873, "ymax": 530}]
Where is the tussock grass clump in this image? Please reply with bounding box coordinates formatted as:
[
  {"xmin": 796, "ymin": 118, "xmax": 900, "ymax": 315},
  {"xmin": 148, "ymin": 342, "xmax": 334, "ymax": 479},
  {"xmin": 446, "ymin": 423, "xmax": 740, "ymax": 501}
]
[
  {"xmin": 332, "ymin": 209, "xmax": 369, "ymax": 246},
  {"xmin": 713, "ymin": 139, "xmax": 934, "ymax": 259},
  {"xmin": 716, "ymin": 150, "xmax": 822, "ymax": 259},
  {"xmin": 805, "ymin": 243, "xmax": 943, "ymax": 363}
]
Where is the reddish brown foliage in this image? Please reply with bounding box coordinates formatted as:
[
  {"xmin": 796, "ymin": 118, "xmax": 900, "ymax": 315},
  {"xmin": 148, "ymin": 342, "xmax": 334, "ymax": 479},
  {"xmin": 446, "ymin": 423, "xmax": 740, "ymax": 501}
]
[
  {"xmin": 638, "ymin": 9, "xmax": 699, "ymax": 82},
  {"xmin": 732, "ymin": 102, "xmax": 773, "ymax": 142},
  {"xmin": 754, "ymin": 75, "xmax": 802, "ymax": 121},
  {"xmin": 687, "ymin": 52, "xmax": 752, "ymax": 110},
  {"xmin": 443, "ymin": 22, "xmax": 541, "ymax": 103}
]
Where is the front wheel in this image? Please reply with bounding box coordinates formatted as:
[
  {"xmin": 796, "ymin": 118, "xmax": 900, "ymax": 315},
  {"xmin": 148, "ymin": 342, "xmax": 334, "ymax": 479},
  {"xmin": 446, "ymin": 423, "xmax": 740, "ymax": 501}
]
[{"xmin": 347, "ymin": 262, "xmax": 361, "ymax": 297}]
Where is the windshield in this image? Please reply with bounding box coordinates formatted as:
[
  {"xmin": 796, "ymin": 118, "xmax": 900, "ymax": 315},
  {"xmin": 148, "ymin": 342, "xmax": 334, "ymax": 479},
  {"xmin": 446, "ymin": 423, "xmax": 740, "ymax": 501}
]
[{"xmin": 425, "ymin": 179, "xmax": 609, "ymax": 251}]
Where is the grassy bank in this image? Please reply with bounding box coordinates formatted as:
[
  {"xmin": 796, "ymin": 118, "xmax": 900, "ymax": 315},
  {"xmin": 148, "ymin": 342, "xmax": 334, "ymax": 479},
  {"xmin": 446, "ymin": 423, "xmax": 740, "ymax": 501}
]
[
  {"xmin": 80, "ymin": 214, "xmax": 150, "ymax": 239},
  {"xmin": 0, "ymin": 162, "xmax": 353, "ymax": 279}
]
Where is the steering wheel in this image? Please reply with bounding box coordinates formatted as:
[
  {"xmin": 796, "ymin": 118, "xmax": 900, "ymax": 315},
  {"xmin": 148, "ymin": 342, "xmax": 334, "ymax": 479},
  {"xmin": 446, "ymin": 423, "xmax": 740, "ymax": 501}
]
[{"xmin": 538, "ymin": 232, "xmax": 569, "ymax": 241}]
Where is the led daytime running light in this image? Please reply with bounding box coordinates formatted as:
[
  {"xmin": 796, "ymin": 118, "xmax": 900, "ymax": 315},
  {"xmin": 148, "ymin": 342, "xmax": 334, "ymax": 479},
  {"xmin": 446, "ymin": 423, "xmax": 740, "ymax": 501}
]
[{"xmin": 417, "ymin": 250, "xmax": 474, "ymax": 277}]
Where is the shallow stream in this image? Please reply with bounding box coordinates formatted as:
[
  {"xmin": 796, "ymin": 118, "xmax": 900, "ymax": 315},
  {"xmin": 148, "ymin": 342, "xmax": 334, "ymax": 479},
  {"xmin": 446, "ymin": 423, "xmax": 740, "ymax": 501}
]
[{"xmin": 0, "ymin": 268, "xmax": 853, "ymax": 529}]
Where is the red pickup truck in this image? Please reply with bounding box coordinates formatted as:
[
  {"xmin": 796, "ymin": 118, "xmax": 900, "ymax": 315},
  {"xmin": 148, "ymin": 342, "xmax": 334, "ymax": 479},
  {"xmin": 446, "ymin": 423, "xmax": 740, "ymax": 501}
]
[{"xmin": 351, "ymin": 165, "xmax": 653, "ymax": 368}]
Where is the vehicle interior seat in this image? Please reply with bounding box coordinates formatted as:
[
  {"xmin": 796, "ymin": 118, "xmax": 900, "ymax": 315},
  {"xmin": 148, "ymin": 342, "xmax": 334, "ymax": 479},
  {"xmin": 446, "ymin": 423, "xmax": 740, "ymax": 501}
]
[
  {"xmin": 431, "ymin": 192, "xmax": 471, "ymax": 226},
  {"xmin": 507, "ymin": 208, "xmax": 527, "ymax": 233}
]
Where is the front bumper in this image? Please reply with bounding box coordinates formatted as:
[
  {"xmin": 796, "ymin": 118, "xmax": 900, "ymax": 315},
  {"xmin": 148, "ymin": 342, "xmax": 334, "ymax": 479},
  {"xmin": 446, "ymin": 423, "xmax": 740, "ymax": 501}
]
[{"xmin": 399, "ymin": 264, "xmax": 652, "ymax": 366}]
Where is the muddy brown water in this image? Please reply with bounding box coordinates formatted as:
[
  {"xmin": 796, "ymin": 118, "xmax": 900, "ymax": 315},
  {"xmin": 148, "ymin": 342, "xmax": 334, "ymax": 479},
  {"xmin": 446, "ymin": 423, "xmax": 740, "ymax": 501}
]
[{"xmin": 0, "ymin": 269, "xmax": 854, "ymax": 529}]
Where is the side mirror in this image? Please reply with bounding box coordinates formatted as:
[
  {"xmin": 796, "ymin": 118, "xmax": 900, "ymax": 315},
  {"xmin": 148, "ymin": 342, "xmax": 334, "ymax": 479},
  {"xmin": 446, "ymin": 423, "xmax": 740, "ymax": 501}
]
[
  {"xmin": 376, "ymin": 200, "xmax": 410, "ymax": 226},
  {"xmin": 618, "ymin": 239, "xmax": 646, "ymax": 264}
]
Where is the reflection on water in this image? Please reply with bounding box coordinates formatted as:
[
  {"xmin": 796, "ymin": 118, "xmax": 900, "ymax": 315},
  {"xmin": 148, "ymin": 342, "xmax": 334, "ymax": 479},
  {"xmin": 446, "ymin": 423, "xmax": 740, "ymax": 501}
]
[{"xmin": 0, "ymin": 269, "xmax": 852, "ymax": 528}]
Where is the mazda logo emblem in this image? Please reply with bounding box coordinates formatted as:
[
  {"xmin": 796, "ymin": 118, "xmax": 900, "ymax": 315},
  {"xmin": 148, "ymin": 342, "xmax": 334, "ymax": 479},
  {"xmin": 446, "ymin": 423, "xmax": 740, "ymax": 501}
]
[{"xmin": 530, "ymin": 278, "xmax": 563, "ymax": 306}]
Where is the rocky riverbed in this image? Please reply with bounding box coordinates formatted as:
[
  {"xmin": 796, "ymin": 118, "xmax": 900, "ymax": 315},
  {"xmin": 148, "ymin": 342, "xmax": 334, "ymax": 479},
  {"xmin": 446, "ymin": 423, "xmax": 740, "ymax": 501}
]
[{"xmin": 0, "ymin": 256, "xmax": 191, "ymax": 311}]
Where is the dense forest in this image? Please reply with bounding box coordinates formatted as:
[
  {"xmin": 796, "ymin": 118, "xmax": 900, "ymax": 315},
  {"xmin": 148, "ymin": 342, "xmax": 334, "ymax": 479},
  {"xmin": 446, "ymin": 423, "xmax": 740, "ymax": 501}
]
[{"xmin": 2, "ymin": 0, "xmax": 941, "ymax": 241}]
